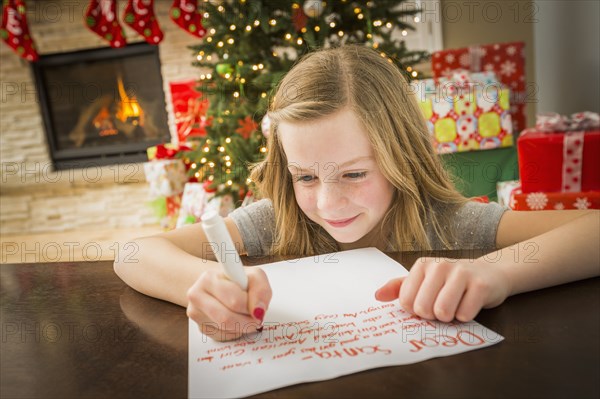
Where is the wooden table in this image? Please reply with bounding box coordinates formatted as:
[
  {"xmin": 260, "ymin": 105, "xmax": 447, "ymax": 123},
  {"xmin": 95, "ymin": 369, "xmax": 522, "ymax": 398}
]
[{"xmin": 1, "ymin": 252, "xmax": 599, "ymax": 399}]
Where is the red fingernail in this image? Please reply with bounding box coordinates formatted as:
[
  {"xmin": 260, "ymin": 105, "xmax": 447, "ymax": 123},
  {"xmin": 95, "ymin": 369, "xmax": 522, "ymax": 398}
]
[{"xmin": 253, "ymin": 307, "xmax": 265, "ymax": 322}]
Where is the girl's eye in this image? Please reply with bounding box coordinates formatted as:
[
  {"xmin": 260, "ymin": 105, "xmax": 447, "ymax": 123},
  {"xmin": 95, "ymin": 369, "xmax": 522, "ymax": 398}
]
[
  {"xmin": 294, "ymin": 175, "xmax": 316, "ymax": 183},
  {"xmin": 344, "ymin": 171, "xmax": 367, "ymax": 180}
]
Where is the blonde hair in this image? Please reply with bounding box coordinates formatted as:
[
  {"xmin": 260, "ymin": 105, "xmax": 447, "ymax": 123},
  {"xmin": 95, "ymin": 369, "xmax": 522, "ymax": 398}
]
[{"xmin": 251, "ymin": 45, "xmax": 468, "ymax": 255}]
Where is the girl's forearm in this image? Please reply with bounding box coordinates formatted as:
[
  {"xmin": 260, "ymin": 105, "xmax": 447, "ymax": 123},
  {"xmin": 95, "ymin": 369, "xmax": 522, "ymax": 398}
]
[
  {"xmin": 494, "ymin": 212, "xmax": 600, "ymax": 297},
  {"xmin": 113, "ymin": 237, "xmax": 220, "ymax": 307}
]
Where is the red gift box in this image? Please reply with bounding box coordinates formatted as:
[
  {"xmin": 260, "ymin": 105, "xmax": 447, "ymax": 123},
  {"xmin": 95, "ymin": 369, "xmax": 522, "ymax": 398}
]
[
  {"xmin": 511, "ymin": 191, "xmax": 600, "ymax": 211},
  {"xmin": 169, "ymin": 80, "xmax": 212, "ymax": 143},
  {"xmin": 432, "ymin": 42, "xmax": 526, "ymax": 132},
  {"xmin": 517, "ymin": 113, "xmax": 600, "ymax": 193}
]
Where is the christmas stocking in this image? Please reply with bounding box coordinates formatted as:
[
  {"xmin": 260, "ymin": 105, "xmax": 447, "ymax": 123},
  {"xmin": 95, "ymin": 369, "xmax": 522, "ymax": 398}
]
[
  {"xmin": 85, "ymin": 0, "xmax": 126, "ymax": 48},
  {"xmin": 170, "ymin": 0, "xmax": 206, "ymax": 38},
  {"xmin": 0, "ymin": 0, "xmax": 39, "ymax": 61},
  {"xmin": 123, "ymin": 0, "xmax": 164, "ymax": 45}
]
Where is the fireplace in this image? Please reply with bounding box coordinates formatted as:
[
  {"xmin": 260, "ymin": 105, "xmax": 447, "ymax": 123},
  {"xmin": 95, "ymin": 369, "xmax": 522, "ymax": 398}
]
[{"xmin": 32, "ymin": 43, "xmax": 170, "ymax": 170}]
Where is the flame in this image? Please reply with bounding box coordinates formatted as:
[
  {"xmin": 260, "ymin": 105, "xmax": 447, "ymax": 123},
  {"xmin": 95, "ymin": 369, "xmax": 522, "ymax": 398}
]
[{"xmin": 116, "ymin": 75, "xmax": 144, "ymax": 125}]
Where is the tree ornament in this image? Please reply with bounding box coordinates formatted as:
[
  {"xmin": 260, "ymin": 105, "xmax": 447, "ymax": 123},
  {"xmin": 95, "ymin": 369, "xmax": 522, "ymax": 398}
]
[
  {"xmin": 85, "ymin": 0, "xmax": 126, "ymax": 48},
  {"xmin": 303, "ymin": 0, "xmax": 324, "ymax": 18},
  {"xmin": 123, "ymin": 0, "xmax": 164, "ymax": 44},
  {"xmin": 170, "ymin": 0, "xmax": 206, "ymax": 38},
  {"xmin": 236, "ymin": 116, "xmax": 258, "ymax": 139},
  {"xmin": 260, "ymin": 114, "xmax": 271, "ymax": 137},
  {"xmin": 0, "ymin": 0, "xmax": 39, "ymax": 61},
  {"xmin": 216, "ymin": 63, "xmax": 234, "ymax": 78},
  {"xmin": 291, "ymin": 5, "xmax": 308, "ymax": 31}
]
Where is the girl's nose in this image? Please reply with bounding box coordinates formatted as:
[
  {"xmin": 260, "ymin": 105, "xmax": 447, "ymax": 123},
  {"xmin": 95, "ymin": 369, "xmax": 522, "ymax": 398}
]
[{"xmin": 316, "ymin": 182, "xmax": 347, "ymax": 213}]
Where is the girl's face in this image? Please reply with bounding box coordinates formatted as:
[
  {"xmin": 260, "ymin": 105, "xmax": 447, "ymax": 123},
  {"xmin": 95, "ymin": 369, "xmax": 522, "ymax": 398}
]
[{"xmin": 278, "ymin": 108, "xmax": 395, "ymax": 246}]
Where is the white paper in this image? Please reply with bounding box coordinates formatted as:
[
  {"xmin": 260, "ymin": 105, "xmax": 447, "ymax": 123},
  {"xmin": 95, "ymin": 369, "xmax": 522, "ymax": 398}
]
[{"xmin": 189, "ymin": 248, "xmax": 503, "ymax": 398}]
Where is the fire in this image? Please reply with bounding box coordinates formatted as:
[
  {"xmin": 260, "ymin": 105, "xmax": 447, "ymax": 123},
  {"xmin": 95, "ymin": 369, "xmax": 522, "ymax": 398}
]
[{"xmin": 115, "ymin": 75, "xmax": 144, "ymax": 125}]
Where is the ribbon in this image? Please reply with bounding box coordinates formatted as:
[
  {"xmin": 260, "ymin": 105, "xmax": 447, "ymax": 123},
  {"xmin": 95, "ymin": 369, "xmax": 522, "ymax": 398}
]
[
  {"xmin": 534, "ymin": 112, "xmax": 599, "ymax": 132},
  {"xmin": 525, "ymin": 112, "xmax": 599, "ymax": 193}
]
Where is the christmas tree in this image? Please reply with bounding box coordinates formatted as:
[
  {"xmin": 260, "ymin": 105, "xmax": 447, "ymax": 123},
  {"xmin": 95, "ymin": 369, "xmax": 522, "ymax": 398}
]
[{"xmin": 183, "ymin": 0, "xmax": 428, "ymax": 203}]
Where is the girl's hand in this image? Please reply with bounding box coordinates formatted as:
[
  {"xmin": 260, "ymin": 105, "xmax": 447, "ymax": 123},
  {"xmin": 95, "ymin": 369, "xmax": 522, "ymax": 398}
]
[
  {"xmin": 375, "ymin": 257, "xmax": 511, "ymax": 322},
  {"xmin": 186, "ymin": 267, "xmax": 272, "ymax": 341}
]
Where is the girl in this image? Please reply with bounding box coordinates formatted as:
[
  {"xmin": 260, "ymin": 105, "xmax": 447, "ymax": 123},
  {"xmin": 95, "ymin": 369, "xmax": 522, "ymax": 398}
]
[{"xmin": 114, "ymin": 45, "xmax": 599, "ymax": 341}]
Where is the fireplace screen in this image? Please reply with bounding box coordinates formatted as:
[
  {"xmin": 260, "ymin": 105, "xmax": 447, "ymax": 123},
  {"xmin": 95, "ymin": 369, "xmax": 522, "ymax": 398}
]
[{"xmin": 32, "ymin": 43, "xmax": 170, "ymax": 170}]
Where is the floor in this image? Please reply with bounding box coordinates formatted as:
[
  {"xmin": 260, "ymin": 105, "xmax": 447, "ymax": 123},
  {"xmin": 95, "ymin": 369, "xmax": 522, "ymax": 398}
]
[{"xmin": 1, "ymin": 226, "xmax": 163, "ymax": 264}]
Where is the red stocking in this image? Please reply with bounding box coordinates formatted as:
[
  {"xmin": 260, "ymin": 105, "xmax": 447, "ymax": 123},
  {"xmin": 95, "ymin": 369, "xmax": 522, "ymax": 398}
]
[
  {"xmin": 0, "ymin": 0, "xmax": 39, "ymax": 61},
  {"xmin": 170, "ymin": 0, "xmax": 206, "ymax": 38},
  {"xmin": 123, "ymin": 0, "xmax": 164, "ymax": 45},
  {"xmin": 85, "ymin": 0, "xmax": 126, "ymax": 48}
]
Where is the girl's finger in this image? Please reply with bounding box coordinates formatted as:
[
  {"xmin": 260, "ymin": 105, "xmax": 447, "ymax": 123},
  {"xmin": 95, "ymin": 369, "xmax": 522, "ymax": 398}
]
[
  {"xmin": 247, "ymin": 268, "xmax": 272, "ymax": 323},
  {"xmin": 375, "ymin": 277, "xmax": 405, "ymax": 302},
  {"xmin": 412, "ymin": 267, "xmax": 447, "ymax": 320},
  {"xmin": 433, "ymin": 270, "xmax": 468, "ymax": 322},
  {"xmin": 455, "ymin": 283, "xmax": 486, "ymax": 322},
  {"xmin": 196, "ymin": 291, "xmax": 256, "ymax": 332},
  {"xmin": 398, "ymin": 261, "xmax": 426, "ymax": 314},
  {"xmin": 202, "ymin": 270, "xmax": 250, "ymax": 315}
]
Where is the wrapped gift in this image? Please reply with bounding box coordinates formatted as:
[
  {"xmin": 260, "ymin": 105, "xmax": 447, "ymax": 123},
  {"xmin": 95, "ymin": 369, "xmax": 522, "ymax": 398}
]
[
  {"xmin": 431, "ymin": 42, "xmax": 526, "ymax": 132},
  {"xmin": 169, "ymin": 80, "xmax": 212, "ymax": 143},
  {"xmin": 518, "ymin": 112, "xmax": 600, "ymax": 193},
  {"xmin": 147, "ymin": 194, "xmax": 183, "ymax": 230},
  {"xmin": 415, "ymin": 70, "xmax": 513, "ymax": 153},
  {"xmin": 143, "ymin": 159, "xmax": 188, "ymax": 198},
  {"xmin": 175, "ymin": 182, "xmax": 215, "ymax": 228},
  {"xmin": 511, "ymin": 191, "xmax": 600, "ymax": 211},
  {"xmin": 496, "ymin": 180, "xmax": 521, "ymax": 207}
]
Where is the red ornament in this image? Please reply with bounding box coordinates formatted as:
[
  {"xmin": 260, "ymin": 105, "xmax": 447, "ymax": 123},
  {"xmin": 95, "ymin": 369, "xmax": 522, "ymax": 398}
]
[
  {"xmin": 1, "ymin": 0, "xmax": 39, "ymax": 61},
  {"xmin": 84, "ymin": 0, "xmax": 126, "ymax": 48},
  {"xmin": 292, "ymin": 6, "xmax": 308, "ymax": 31},
  {"xmin": 123, "ymin": 0, "xmax": 164, "ymax": 45},
  {"xmin": 170, "ymin": 0, "xmax": 206, "ymax": 38},
  {"xmin": 235, "ymin": 116, "xmax": 258, "ymax": 139}
]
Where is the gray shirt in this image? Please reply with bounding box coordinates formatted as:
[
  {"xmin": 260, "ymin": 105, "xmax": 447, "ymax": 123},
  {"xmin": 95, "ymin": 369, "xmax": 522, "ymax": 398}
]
[{"xmin": 229, "ymin": 199, "xmax": 508, "ymax": 256}]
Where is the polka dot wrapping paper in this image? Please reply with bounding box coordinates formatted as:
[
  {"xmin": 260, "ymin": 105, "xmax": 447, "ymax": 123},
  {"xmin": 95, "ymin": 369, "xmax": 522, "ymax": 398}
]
[
  {"xmin": 414, "ymin": 71, "xmax": 514, "ymax": 154},
  {"xmin": 431, "ymin": 42, "xmax": 526, "ymax": 134}
]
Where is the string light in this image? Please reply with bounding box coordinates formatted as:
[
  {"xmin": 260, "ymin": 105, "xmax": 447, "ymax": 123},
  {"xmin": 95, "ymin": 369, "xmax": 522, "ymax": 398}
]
[
  {"xmin": 411, "ymin": 71, "xmax": 418, "ymax": 77},
  {"xmin": 245, "ymin": 25, "xmax": 251, "ymax": 31},
  {"xmin": 209, "ymin": 28, "xmax": 216, "ymax": 34},
  {"xmin": 218, "ymin": 146, "xmax": 225, "ymax": 152},
  {"xmin": 201, "ymin": 157, "xmax": 207, "ymax": 163},
  {"xmin": 191, "ymin": 163, "xmax": 197, "ymax": 169},
  {"xmin": 230, "ymin": 24, "xmax": 236, "ymax": 30},
  {"xmin": 402, "ymin": 30, "xmax": 408, "ymax": 36},
  {"xmin": 225, "ymin": 137, "xmax": 232, "ymax": 143},
  {"xmin": 260, "ymin": 147, "xmax": 267, "ymax": 153},
  {"xmin": 269, "ymin": 19, "xmax": 276, "ymax": 26},
  {"xmin": 357, "ymin": 13, "xmax": 364, "ymax": 19},
  {"xmin": 203, "ymin": 146, "xmax": 210, "ymax": 152},
  {"xmin": 209, "ymin": 162, "xmax": 215, "ymax": 167},
  {"xmin": 227, "ymin": 180, "xmax": 233, "ymax": 186},
  {"xmin": 386, "ymin": 22, "xmax": 393, "ymax": 28}
]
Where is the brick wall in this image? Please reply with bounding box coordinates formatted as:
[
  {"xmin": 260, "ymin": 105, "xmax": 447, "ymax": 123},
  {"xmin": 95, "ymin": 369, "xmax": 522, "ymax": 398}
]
[{"xmin": 1, "ymin": 0, "xmax": 205, "ymax": 234}]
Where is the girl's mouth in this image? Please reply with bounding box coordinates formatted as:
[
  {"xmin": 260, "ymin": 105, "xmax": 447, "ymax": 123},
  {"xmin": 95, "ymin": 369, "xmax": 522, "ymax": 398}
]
[{"xmin": 324, "ymin": 215, "xmax": 359, "ymax": 228}]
